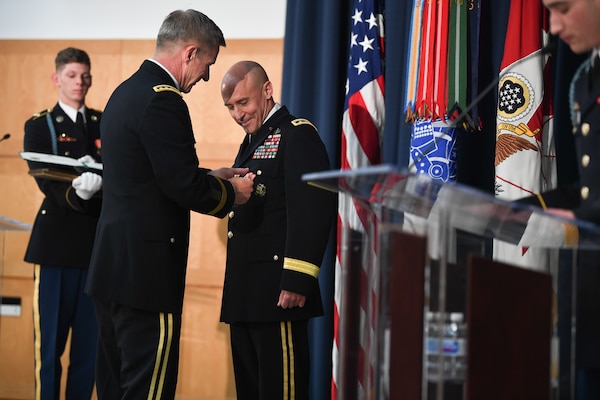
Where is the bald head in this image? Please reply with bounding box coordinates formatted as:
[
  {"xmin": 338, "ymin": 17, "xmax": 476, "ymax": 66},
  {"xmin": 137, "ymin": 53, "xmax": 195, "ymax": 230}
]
[
  {"xmin": 221, "ymin": 61, "xmax": 269, "ymax": 103},
  {"xmin": 221, "ymin": 61, "xmax": 275, "ymax": 135}
]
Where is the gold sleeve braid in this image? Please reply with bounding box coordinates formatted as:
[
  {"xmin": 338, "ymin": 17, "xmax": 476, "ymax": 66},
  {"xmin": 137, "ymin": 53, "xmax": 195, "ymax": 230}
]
[
  {"xmin": 283, "ymin": 257, "xmax": 320, "ymax": 278},
  {"xmin": 206, "ymin": 177, "xmax": 228, "ymax": 216}
]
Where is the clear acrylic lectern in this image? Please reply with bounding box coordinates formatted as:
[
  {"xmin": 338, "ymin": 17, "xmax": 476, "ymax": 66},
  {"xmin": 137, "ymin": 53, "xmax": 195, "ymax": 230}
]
[{"xmin": 303, "ymin": 165, "xmax": 600, "ymax": 400}]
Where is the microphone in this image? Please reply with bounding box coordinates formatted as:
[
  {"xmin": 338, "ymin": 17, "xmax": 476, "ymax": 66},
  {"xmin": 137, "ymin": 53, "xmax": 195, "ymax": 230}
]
[
  {"xmin": 407, "ymin": 41, "xmax": 557, "ymax": 173},
  {"xmin": 0, "ymin": 133, "xmax": 10, "ymax": 143}
]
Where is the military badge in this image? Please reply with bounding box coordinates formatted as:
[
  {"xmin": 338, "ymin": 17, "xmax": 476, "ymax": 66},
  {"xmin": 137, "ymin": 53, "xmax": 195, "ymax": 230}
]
[
  {"xmin": 254, "ymin": 183, "xmax": 267, "ymax": 197},
  {"xmin": 153, "ymin": 84, "xmax": 182, "ymax": 97},
  {"xmin": 32, "ymin": 108, "xmax": 52, "ymax": 120},
  {"xmin": 291, "ymin": 118, "xmax": 317, "ymax": 131},
  {"xmin": 253, "ymin": 131, "xmax": 281, "ymax": 159},
  {"xmin": 58, "ymin": 132, "xmax": 77, "ymax": 142}
]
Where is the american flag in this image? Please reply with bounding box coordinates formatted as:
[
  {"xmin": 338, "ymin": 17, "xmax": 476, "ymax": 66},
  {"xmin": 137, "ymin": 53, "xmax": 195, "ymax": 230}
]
[{"xmin": 334, "ymin": 0, "xmax": 385, "ymax": 398}]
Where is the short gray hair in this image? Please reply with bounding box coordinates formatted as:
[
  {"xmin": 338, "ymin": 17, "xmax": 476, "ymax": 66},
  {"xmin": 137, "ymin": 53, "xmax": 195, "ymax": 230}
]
[{"xmin": 156, "ymin": 9, "xmax": 226, "ymax": 50}]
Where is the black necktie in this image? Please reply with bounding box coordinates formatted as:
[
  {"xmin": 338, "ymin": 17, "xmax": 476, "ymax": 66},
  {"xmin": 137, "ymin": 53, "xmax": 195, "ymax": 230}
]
[{"xmin": 76, "ymin": 111, "xmax": 87, "ymax": 133}]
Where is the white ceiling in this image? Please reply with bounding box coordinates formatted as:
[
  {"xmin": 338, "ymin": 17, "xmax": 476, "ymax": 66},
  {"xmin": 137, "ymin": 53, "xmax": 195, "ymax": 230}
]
[{"xmin": 0, "ymin": 0, "xmax": 286, "ymax": 39}]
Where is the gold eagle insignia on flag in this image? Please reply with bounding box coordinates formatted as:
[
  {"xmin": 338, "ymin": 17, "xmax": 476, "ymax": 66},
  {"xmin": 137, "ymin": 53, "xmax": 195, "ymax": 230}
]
[{"xmin": 495, "ymin": 133, "xmax": 538, "ymax": 166}]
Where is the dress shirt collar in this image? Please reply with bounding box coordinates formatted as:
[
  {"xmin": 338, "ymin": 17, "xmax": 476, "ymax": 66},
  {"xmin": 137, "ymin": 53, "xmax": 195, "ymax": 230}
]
[
  {"xmin": 247, "ymin": 103, "xmax": 282, "ymax": 143},
  {"xmin": 264, "ymin": 102, "xmax": 282, "ymax": 124},
  {"xmin": 58, "ymin": 100, "xmax": 86, "ymax": 123},
  {"xmin": 147, "ymin": 58, "xmax": 180, "ymax": 91}
]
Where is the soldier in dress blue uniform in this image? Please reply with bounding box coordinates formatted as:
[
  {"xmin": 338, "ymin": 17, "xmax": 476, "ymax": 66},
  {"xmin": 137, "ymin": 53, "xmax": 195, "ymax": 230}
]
[
  {"xmin": 23, "ymin": 47, "xmax": 103, "ymax": 400},
  {"xmin": 219, "ymin": 60, "xmax": 337, "ymax": 400},
  {"xmin": 538, "ymin": 1, "xmax": 600, "ymax": 398}
]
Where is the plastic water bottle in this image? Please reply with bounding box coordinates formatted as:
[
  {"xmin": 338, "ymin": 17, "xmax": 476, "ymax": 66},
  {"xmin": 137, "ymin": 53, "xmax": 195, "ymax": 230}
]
[
  {"xmin": 443, "ymin": 312, "xmax": 467, "ymax": 381},
  {"xmin": 424, "ymin": 311, "xmax": 442, "ymax": 381},
  {"xmin": 425, "ymin": 312, "xmax": 467, "ymax": 382}
]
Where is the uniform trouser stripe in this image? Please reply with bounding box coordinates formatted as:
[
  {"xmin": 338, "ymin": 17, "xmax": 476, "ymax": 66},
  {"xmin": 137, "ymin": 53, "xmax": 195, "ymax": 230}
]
[
  {"xmin": 147, "ymin": 312, "xmax": 173, "ymax": 400},
  {"xmin": 33, "ymin": 265, "xmax": 42, "ymax": 400},
  {"xmin": 280, "ymin": 321, "xmax": 295, "ymax": 400}
]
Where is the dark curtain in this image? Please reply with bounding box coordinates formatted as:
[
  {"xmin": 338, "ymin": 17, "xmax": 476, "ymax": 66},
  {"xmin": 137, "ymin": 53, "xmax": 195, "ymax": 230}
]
[
  {"xmin": 456, "ymin": 1, "xmax": 511, "ymax": 193},
  {"xmin": 281, "ymin": 1, "xmax": 413, "ymax": 398},
  {"xmin": 281, "ymin": 1, "xmax": 586, "ymax": 398},
  {"xmin": 281, "ymin": 2, "xmax": 351, "ymax": 399},
  {"xmin": 381, "ymin": 1, "xmax": 414, "ymax": 168}
]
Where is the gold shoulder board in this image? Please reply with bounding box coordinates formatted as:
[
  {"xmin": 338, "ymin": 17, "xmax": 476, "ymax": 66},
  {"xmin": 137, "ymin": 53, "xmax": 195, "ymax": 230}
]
[
  {"xmin": 32, "ymin": 108, "xmax": 53, "ymax": 120},
  {"xmin": 291, "ymin": 118, "xmax": 317, "ymax": 131},
  {"xmin": 153, "ymin": 84, "xmax": 182, "ymax": 97}
]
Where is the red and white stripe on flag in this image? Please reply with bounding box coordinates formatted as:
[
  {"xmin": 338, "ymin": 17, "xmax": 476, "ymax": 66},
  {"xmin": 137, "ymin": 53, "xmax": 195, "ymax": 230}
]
[
  {"xmin": 493, "ymin": 0, "xmax": 556, "ymax": 270},
  {"xmin": 334, "ymin": 0, "xmax": 384, "ymax": 398}
]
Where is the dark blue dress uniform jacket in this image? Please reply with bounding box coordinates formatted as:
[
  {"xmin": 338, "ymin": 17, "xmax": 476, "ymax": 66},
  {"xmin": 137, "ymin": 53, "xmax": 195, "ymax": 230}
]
[
  {"xmin": 528, "ymin": 59, "xmax": 600, "ymax": 369},
  {"xmin": 569, "ymin": 60, "xmax": 600, "ymax": 223},
  {"xmin": 568, "ymin": 60, "xmax": 600, "ymax": 369},
  {"xmin": 23, "ymin": 104, "xmax": 102, "ymax": 268},
  {"xmin": 85, "ymin": 60, "xmax": 236, "ymax": 314},
  {"xmin": 530, "ymin": 59, "xmax": 600, "ymax": 219},
  {"xmin": 220, "ymin": 106, "xmax": 337, "ymax": 323}
]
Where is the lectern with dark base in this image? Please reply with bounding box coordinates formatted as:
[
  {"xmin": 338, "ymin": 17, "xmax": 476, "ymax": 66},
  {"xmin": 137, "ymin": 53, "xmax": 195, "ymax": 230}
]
[{"xmin": 304, "ymin": 166, "xmax": 600, "ymax": 400}]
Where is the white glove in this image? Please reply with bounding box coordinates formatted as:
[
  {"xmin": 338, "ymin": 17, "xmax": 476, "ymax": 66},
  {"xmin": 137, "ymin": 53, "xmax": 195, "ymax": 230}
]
[
  {"xmin": 72, "ymin": 172, "xmax": 103, "ymax": 200},
  {"xmin": 77, "ymin": 155, "xmax": 96, "ymax": 165}
]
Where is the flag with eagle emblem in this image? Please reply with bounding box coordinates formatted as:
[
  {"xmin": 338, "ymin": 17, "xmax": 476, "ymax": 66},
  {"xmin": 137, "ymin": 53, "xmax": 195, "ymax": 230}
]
[{"xmin": 493, "ymin": 0, "xmax": 555, "ymax": 269}]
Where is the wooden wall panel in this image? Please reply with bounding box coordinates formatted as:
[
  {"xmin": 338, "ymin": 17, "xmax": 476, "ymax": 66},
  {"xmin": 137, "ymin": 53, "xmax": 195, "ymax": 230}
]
[
  {"xmin": 0, "ymin": 38, "xmax": 283, "ymax": 400},
  {"xmin": 0, "ymin": 277, "xmax": 34, "ymax": 400}
]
